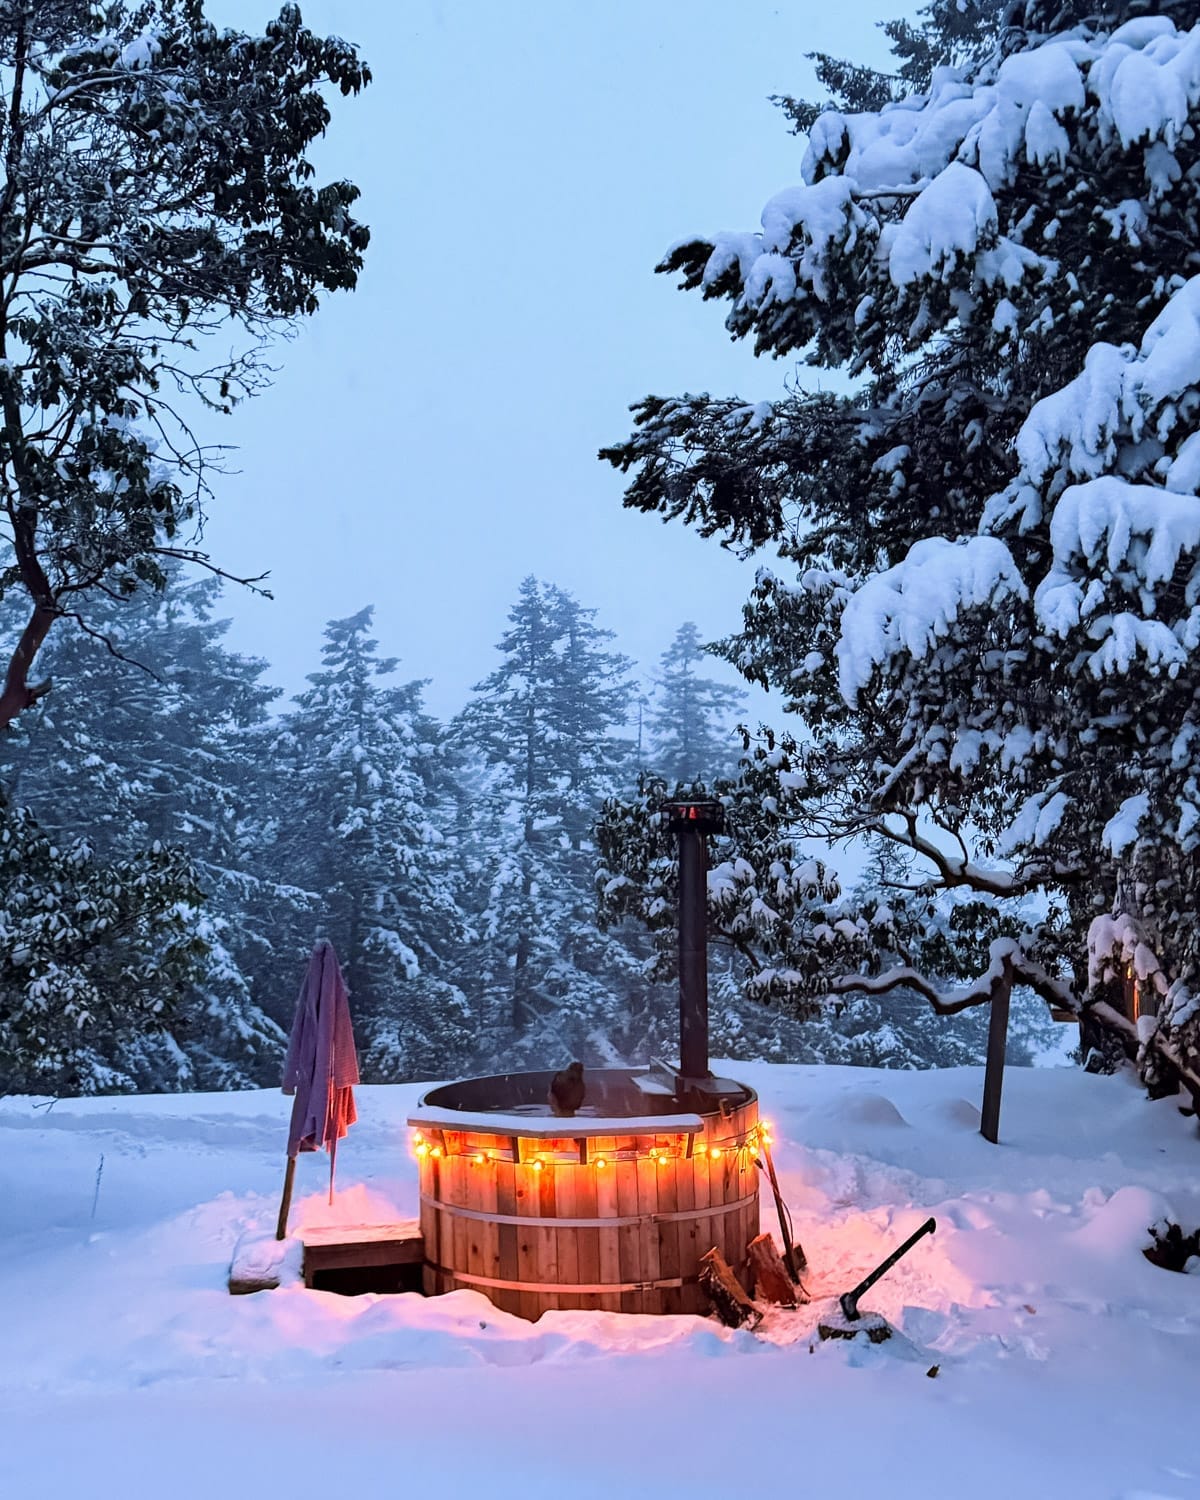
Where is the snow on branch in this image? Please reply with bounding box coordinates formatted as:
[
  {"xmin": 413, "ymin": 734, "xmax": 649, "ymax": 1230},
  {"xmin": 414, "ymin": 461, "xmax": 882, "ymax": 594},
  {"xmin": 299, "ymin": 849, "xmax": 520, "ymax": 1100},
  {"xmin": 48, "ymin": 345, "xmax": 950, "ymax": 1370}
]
[
  {"xmin": 836, "ymin": 537, "xmax": 1026, "ymax": 704},
  {"xmin": 830, "ymin": 937, "xmax": 1077, "ymax": 1018}
]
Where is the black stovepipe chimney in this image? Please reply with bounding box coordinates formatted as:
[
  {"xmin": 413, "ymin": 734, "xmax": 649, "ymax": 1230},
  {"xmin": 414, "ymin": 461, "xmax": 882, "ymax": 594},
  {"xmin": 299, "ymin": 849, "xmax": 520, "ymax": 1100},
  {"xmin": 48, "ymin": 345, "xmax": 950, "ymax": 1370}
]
[{"xmin": 663, "ymin": 799, "xmax": 725, "ymax": 1080}]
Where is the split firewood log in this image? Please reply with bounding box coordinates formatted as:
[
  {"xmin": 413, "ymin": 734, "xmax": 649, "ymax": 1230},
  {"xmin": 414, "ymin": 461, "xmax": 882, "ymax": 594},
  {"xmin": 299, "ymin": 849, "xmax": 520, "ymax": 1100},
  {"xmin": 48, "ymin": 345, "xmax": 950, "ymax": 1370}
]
[
  {"xmin": 747, "ymin": 1232, "xmax": 808, "ymax": 1306},
  {"xmin": 699, "ymin": 1246, "xmax": 762, "ymax": 1329}
]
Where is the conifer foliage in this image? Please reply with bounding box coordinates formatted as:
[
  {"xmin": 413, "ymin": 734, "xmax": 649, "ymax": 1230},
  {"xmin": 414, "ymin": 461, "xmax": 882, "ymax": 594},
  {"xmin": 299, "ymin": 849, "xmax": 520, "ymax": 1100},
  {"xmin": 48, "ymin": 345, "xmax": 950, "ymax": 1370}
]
[
  {"xmin": 647, "ymin": 623, "xmax": 746, "ymax": 785},
  {"xmin": 456, "ymin": 578, "xmax": 637, "ymax": 1062},
  {"xmin": 604, "ymin": 0, "xmax": 1200, "ymax": 1103},
  {"xmin": 0, "ymin": 571, "xmax": 286, "ymax": 1090},
  {"xmin": 264, "ymin": 608, "xmax": 472, "ymax": 1081}
]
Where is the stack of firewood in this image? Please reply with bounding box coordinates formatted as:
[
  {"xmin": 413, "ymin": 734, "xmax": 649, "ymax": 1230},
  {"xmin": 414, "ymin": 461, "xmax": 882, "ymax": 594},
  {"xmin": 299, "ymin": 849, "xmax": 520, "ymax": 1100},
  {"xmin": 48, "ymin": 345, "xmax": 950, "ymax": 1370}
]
[{"xmin": 698, "ymin": 1233, "xmax": 808, "ymax": 1329}]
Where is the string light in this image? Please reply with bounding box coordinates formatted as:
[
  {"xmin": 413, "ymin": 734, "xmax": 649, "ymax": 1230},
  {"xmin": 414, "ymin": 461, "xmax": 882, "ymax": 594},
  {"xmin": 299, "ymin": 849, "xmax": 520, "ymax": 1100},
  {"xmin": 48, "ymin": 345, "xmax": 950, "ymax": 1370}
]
[{"xmin": 410, "ymin": 1123, "xmax": 767, "ymax": 1169}]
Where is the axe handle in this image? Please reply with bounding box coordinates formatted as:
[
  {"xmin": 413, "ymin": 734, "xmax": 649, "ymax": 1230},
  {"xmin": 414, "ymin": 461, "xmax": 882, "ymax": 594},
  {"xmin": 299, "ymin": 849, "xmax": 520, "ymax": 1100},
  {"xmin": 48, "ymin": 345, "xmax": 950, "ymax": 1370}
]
[{"xmin": 841, "ymin": 1216, "xmax": 936, "ymax": 1320}]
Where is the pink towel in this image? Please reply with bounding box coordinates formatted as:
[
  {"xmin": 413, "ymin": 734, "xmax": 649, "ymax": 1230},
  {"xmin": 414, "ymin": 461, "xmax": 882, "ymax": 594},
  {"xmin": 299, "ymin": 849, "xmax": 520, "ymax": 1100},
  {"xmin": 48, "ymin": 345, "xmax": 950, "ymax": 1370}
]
[{"xmin": 282, "ymin": 941, "xmax": 359, "ymax": 1175}]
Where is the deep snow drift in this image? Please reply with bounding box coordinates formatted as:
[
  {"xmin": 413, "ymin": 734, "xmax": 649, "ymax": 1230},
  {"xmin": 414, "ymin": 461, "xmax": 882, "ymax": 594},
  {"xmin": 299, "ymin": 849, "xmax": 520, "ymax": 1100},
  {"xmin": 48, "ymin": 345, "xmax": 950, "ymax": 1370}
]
[{"xmin": 2, "ymin": 1063, "xmax": 1198, "ymax": 1499}]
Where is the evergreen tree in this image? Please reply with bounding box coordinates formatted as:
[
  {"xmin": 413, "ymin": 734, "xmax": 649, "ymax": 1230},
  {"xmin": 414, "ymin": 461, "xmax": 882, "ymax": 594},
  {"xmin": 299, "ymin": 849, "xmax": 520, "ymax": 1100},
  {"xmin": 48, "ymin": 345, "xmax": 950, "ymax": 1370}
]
[
  {"xmin": 0, "ymin": 788, "xmax": 207, "ymax": 1095},
  {"xmin": 602, "ymin": 2, "xmax": 1200, "ymax": 1103},
  {"xmin": 265, "ymin": 608, "xmax": 472, "ymax": 1081},
  {"xmin": 456, "ymin": 579, "xmax": 638, "ymax": 1062},
  {"xmin": 1, "ymin": 570, "xmax": 287, "ymax": 1088},
  {"xmin": 774, "ymin": 0, "xmax": 1006, "ymax": 133},
  {"xmin": 648, "ymin": 622, "xmax": 746, "ymax": 785}
]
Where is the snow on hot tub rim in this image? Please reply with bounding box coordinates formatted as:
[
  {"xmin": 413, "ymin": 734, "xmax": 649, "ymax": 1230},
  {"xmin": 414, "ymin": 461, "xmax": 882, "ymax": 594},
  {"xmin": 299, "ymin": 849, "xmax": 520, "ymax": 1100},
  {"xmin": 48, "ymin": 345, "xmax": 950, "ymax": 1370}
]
[{"xmin": 409, "ymin": 1065, "xmax": 757, "ymax": 1137}]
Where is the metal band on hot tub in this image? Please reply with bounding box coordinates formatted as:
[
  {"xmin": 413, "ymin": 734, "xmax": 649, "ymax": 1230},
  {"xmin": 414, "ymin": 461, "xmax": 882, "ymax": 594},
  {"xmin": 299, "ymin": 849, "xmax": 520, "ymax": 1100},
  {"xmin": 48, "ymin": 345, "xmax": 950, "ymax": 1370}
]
[
  {"xmin": 423, "ymin": 1267, "xmax": 704, "ymax": 1296},
  {"xmin": 418, "ymin": 1189, "xmax": 761, "ymax": 1231}
]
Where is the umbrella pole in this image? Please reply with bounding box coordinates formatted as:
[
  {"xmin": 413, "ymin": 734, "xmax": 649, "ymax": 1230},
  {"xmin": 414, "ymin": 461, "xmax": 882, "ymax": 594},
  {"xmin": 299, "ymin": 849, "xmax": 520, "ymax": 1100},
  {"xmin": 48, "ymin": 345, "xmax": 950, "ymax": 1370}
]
[{"xmin": 275, "ymin": 1155, "xmax": 297, "ymax": 1241}]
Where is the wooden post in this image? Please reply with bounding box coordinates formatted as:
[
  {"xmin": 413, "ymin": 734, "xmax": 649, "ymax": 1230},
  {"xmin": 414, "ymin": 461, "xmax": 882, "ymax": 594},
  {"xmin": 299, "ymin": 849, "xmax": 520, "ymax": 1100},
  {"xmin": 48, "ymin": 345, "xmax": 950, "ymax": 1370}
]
[
  {"xmin": 275, "ymin": 1156, "xmax": 297, "ymax": 1240},
  {"xmin": 980, "ymin": 968, "xmax": 1012, "ymax": 1145}
]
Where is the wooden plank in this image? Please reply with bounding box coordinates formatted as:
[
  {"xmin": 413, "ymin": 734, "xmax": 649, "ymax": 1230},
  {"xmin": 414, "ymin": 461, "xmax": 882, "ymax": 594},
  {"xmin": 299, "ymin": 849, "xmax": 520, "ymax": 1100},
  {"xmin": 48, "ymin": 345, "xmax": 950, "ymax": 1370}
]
[
  {"xmin": 656, "ymin": 1151, "xmax": 681, "ymax": 1315},
  {"xmin": 421, "ymin": 1160, "xmax": 441, "ymax": 1291},
  {"xmin": 495, "ymin": 1158, "xmax": 520, "ymax": 1314},
  {"xmin": 554, "ymin": 1165, "xmax": 579, "ymax": 1308},
  {"xmin": 636, "ymin": 1154, "xmax": 660, "ymax": 1311},
  {"xmin": 464, "ymin": 1156, "xmax": 485, "ymax": 1286},
  {"xmin": 693, "ymin": 1143, "xmax": 711, "ymax": 1218},
  {"xmin": 301, "ymin": 1221, "xmax": 421, "ymax": 1247},
  {"xmin": 572, "ymin": 1168, "xmax": 598, "ymax": 1308},
  {"xmin": 517, "ymin": 1162, "xmax": 542, "ymax": 1321},
  {"xmin": 673, "ymin": 1148, "xmax": 698, "ymax": 1310},
  {"xmin": 478, "ymin": 1157, "xmax": 500, "ymax": 1288},
  {"xmin": 536, "ymin": 1162, "xmax": 559, "ymax": 1314},
  {"xmin": 452, "ymin": 1166, "xmax": 472, "ymax": 1291},
  {"xmin": 304, "ymin": 1238, "xmax": 425, "ymax": 1274},
  {"xmin": 615, "ymin": 1158, "xmax": 641, "ymax": 1314}
]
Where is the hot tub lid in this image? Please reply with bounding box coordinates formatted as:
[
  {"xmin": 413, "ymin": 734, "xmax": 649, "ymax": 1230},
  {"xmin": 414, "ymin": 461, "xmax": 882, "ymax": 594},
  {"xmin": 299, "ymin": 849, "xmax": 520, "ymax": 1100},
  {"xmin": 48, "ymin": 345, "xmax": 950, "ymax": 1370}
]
[{"xmin": 411, "ymin": 1065, "xmax": 755, "ymax": 1130}]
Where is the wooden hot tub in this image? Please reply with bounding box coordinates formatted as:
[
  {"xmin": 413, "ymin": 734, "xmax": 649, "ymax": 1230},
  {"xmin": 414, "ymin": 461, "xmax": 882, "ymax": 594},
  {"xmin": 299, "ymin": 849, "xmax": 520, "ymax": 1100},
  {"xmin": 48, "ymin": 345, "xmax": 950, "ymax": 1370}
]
[{"xmin": 409, "ymin": 1067, "xmax": 761, "ymax": 1319}]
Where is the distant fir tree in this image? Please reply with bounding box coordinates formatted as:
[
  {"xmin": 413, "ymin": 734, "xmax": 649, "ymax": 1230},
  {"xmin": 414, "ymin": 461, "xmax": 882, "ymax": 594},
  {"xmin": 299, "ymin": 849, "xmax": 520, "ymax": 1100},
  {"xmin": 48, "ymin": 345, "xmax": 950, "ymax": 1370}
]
[
  {"xmin": 648, "ymin": 622, "xmax": 746, "ymax": 785},
  {"xmin": 264, "ymin": 608, "xmax": 472, "ymax": 1081},
  {"xmin": 1, "ymin": 570, "xmax": 287, "ymax": 1089},
  {"xmin": 456, "ymin": 578, "xmax": 638, "ymax": 1063}
]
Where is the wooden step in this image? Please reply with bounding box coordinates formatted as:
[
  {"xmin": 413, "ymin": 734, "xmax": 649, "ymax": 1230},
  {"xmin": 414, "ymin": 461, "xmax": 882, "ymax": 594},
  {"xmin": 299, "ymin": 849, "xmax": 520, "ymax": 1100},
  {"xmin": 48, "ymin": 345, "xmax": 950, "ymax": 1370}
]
[{"xmin": 301, "ymin": 1220, "xmax": 423, "ymax": 1287}]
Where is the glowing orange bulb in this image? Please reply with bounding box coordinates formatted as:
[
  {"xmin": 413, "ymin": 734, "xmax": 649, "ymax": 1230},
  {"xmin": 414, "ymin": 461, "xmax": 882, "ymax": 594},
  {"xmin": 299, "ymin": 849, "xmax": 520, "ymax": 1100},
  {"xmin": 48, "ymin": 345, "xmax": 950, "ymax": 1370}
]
[
  {"xmin": 430, "ymin": 1146, "xmax": 442, "ymax": 1159},
  {"xmin": 709, "ymin": 1147, "xmax": 722, "ymax": 1160},
  {"xmin": 474, "ymin": 1153, "xmax": 485, "ymax": 1165},
  {"xmin": 657, "ymin": 1153, "xmax": 669, "ymax": 1166},
  {"xmin": 532, "ymin": 1159, "xmax": 544, "ymax": 1172},
  {"xmin": 595, "ymin": 1157, "xmax": 607, "ymax": 1170},
  {"xmin": 415, "ymin": 1142, "xmax": 429, "ymax": 1157}
]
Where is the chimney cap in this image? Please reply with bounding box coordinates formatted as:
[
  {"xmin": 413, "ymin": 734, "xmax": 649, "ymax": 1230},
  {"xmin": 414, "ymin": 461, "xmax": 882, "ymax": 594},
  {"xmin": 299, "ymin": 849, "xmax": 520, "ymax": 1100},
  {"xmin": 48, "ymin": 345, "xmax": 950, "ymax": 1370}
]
[{"xmin": 661, "ymin": 798, "xmax": 725, "ymax": 834}]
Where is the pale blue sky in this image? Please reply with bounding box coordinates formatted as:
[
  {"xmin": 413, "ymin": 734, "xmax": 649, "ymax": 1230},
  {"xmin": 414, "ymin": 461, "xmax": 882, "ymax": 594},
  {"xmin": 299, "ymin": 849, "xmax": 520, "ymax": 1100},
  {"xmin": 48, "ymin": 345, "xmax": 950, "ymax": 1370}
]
[{"xmin": 203, "ymin": 0, "xmax": 896, "ymax": 717}]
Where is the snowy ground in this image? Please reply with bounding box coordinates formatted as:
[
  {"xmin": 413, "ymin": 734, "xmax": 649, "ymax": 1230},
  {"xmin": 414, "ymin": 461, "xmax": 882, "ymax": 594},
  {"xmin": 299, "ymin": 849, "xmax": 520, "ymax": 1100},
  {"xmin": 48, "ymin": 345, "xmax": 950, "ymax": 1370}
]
[{"xmin": 2, "ymin": 1063, "xmax": 1198, "ymax": 1499}]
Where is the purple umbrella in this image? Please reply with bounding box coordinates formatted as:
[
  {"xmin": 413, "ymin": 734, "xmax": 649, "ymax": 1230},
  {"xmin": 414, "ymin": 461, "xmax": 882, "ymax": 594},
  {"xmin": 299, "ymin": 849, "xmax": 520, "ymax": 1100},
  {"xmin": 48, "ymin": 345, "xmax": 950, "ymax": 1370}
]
[{"xmin": 275, "ymin": 940, "xmax": 360, "ymax": 1239}]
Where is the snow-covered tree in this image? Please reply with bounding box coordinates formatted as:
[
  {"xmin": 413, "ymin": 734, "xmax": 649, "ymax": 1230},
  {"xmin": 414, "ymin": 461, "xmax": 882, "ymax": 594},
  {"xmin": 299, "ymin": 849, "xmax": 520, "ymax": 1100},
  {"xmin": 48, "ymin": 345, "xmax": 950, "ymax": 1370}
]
[
  {"xmin": 457, "ymin": 578, "xmax": 638, "ymax": 1063},
  {"xmin": 1, "ymin": 570, "xmax": 287, "ymax": 1087},
  {"xmin": 0, "ymin": 788, "xmax": 207, "ymax": 1095},
  {"xmin": 264, "ymin": 608, "xmax": 472, "ymax": 1081},
  {"xmin": 0, "ymin": 0, "xmax": 369, "ymax": 730},
  {"xmin": 774, "ymin": 0, "xmax": 1006, "ymax": 134},
  {"xmin": 647, "ymin": 622, "xmax": 746, "ymax": 785},
  {"xmin": 603, "ymin": 2, "xmax": 1200, "ymax": 1105}
]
